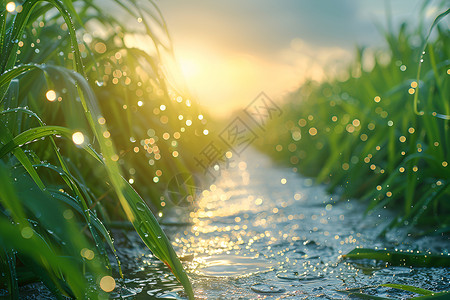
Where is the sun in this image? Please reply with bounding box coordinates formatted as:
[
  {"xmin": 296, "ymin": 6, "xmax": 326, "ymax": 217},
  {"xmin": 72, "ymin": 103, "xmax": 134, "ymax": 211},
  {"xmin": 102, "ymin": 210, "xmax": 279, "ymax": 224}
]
[{"xmin": 179, "ymin": 58, "xmax": 200, "ymax": 80}]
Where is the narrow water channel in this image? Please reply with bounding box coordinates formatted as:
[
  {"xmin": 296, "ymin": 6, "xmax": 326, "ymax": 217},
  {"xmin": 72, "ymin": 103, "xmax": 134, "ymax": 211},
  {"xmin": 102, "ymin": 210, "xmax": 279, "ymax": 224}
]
[{"xmin": 117, "ymin": 148, "xmax": 449, "ymax": 299}]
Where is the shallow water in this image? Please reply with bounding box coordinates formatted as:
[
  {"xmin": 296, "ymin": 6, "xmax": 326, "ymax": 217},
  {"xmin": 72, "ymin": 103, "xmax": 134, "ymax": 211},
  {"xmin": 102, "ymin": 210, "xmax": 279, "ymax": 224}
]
[{"xmin": 116, "ymin": 148, "xmax": 450, "ymax": 299}]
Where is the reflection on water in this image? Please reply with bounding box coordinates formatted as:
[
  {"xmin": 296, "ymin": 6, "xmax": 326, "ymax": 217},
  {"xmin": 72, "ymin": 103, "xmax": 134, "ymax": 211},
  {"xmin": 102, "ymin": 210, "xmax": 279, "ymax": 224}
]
[
  {"xmin": 118, "ymin": 148, "xmax": 450, "ymax": 299},
  {"xmin": 198, "ymin": 255, "xmax": 272, "ymax": 277}
]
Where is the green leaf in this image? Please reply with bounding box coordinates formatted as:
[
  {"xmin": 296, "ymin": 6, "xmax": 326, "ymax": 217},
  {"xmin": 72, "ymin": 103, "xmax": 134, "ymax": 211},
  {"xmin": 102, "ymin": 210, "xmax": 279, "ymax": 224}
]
[
  {"xmin": 336, "ymin": 287, "xmax": 394, "ymax": 299},
  {"xmin": 380, "ymin": 284, "xmax": 433, "ymax": 296},
  {"xmin": 343, "ymin": 248, "xmax": 450, "ymax": 267},
  {"xmin": 413, "ymin": 291, "xmax": 450, "ymax": 299},
  {"xmin": 0, "ymin": 64, "xmax": 39, "ymax": 103}
]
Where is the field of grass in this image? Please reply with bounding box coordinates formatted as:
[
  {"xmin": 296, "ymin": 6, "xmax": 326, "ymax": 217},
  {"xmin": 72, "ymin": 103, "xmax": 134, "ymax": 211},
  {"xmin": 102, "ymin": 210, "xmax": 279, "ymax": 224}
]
[
  {"xmin": 0, "ymin": 0, "xmax": 213, "ymax": 298},
  {"xmin": 1, "ymin": 0, "xmax": 449, "ymax": 298},
  {"xmin": 257, "ymin": 7, "xmax": 450, "ymax": 235}
]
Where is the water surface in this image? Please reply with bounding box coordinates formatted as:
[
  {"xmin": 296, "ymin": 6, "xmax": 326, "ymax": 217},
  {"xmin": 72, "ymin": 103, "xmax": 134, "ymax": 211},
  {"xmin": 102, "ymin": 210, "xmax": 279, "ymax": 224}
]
[{"xmin": 118, "ymin": 148, "xmax": 450, "ymax": 299}]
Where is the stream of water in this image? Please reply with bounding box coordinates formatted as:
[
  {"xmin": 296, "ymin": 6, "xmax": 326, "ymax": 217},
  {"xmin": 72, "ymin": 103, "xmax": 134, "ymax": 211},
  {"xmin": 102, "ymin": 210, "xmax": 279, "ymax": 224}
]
[{"xmin": 115, "ymin": 148, "xmax": 450, "ymax": 299}]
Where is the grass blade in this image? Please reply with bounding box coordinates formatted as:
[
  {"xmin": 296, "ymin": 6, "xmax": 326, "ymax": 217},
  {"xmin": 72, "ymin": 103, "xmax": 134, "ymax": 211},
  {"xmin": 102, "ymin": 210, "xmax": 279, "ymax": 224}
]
[
  {"xmin": 343, "ymin": 248, "xmax": 450, "ymax": 267},
  {"xmin": 380, "ymin": 284, "xmax": 433, "ymax": 296}
]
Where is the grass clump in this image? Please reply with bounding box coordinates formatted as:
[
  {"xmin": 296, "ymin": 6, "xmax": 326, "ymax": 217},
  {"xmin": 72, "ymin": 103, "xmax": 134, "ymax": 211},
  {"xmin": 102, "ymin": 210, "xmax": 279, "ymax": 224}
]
[
  {"xmin": 258, "ymin": 7, "xmax": 450, "ymax": 234},
  {"xmin": 0, "ymin": 0, "xmax": 209, "ymax": 298}
]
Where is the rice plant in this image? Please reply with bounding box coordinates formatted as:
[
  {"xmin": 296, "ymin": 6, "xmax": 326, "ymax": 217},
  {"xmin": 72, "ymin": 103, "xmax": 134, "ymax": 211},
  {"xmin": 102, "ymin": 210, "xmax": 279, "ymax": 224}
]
[
  {"xmin": 0, "ymin": 0, "xmax": 210, "ymax": 298},
  {"xmin": 257, "ymin": 6, "xmax": 450, "ymax": 234}
]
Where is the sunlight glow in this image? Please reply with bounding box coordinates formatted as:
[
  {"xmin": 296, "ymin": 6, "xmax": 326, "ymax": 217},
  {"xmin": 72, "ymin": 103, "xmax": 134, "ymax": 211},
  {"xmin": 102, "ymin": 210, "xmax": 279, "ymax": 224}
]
[
  {"xmin": 6, "ymin": 2, "xmax": 15, "ymax": 12},
  {"xmin": 46, "ymin": 90, "xmax": 56, "ymax": 102},
  {"xmin": 72, "ymin": 131, "xmax": 85, "ymax": 145},
  {"xmin": 179, "ymin": 58, "xmax": 200, "ymax": 79},
  {"xmin": 167, "ymin": 40, "xmax": 350, "ymax": 117},
  {"xmin": 100, "ymin": 276, "xmax": 116, "ymax": 292}
]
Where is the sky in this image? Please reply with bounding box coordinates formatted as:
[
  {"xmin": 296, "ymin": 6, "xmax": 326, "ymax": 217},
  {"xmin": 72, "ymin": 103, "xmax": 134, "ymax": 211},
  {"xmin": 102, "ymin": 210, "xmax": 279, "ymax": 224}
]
[{"xmin": 154, "ymin": 0, "xmax": 444, "ymax": 118}]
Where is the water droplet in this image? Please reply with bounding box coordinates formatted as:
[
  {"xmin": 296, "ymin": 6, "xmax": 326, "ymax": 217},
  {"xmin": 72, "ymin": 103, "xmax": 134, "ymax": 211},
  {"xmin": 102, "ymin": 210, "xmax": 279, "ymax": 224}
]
[
  {"xmin": 135, "ymin": 202, "xmax": 148, "ymax": 214},
  {"xmin": 277, "ymin": 271, "xmax": 299, "ymax": 280},
  {"xmin": 251, "ymin": 284, "xmax": 285, "ymax": 294}
]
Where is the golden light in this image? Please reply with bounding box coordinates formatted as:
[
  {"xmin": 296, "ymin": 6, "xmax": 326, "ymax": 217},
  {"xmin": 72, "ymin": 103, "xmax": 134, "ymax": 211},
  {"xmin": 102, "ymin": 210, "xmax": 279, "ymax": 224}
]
[
  {"xmin": 80, "ymin": 248, "xmax": 95, "ymax": 260},
  {"xmin": 46, "ymin": 90, "xmax": 57, "ymax": 102},
  {"xmin": 63, "ymin": 209, "xmax": 74, "ymax": 219},
  {"xmin": 179, "ymin": 58, "xmax": 200, "ymax": 80},
  {"xmin": 6, "ymin": 2, "xmax": 16, "ymax": 12},
  {"xmin": 99, "ymin": 276, "xmax": 116, "ymax": 292},
  {"xmin": 94, "ymin": 42, "xmax": 107, "ymax": 54},
  {"xmin": 21, "ymin": 227, "xmax": 33, "ymax": 239},
  {"xmin": 72, "ymin": 131, "xmax": 85, "ymax": 145},
  {"xmin": 309, "ymin": 127, "xmax": 317, "ymax": 136}
]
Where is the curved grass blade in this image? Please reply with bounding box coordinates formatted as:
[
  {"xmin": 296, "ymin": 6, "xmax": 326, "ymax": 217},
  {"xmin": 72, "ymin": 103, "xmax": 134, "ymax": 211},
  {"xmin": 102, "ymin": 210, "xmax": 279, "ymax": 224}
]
[
  {"xmin": 33, "ymin": 165, "xmax": 121, "ymax": 277},
  {"xmin": 380, "ymin": 284, "xmax": 433, "ymax": 296},
  {"xmin": 0, "ymin": 121, "xmax": 45, "ymax": 190},
  {"xmin": 0, "ymin": 64, "xmax": 39, "ymax": 102},
  {"xmin": 413, "ymin": 291, "xmax": 450, "ymax": 299},
  {"xmin": 0, "ymin": 125, "xmax": 76, "ymax": 158},
  {"xmin": 343, "ymin": 248, "xmax": 450, "ymax": 267},
  {"xmin": 336, "ymin": 287, "xmax": 393, "ymax": 300},
  {"xmin": 69, "ymin": 70, "xmax": 195, "ymax": 297}
]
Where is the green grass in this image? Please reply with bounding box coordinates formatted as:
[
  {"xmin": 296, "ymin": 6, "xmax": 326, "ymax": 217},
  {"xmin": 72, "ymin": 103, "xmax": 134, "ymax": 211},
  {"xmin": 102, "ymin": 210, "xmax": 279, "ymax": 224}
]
[
  {"xmin": 257, "ymin": 6, "xmax": 450, "ymax": 234},
  {"xmin": 0, "ymin": 0, "xmax": 212, "ymax": 298},
  {"xmin": 337, "ymin": 284, "xmax": 449, "ymax": 299},
  {"xmin": 343, "ymin": 248, "xmax": 450, "ymax": 267}
]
